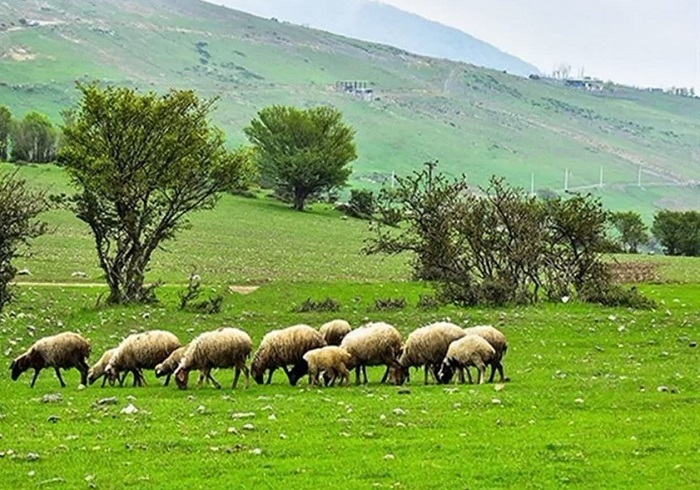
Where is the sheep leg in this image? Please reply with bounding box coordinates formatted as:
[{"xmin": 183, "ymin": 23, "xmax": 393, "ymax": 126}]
[
  {"xmin": 77, "ymin": 360, "xmax": 89, "ymax": 386},
  {"xmin": 207, "ymin": 371, "xmax": 221, "ymax": 389},
  {"xmin": 423, "ymin": 365, "xmax": 430, "ymax": 384},
  {"xmin": 53, "ymin": 367, "xmax": 66, "ymax": 388},
  {"xmin": 232, "ymin": 367, "xmax": 241, "ymax": 389},
  {"xmin": 477, "ymin": 364, "xmax": 486, "ymax": 385},
  {"xmin": 354, "ymin": 366, "xmax": 362, "ymax": 385},
  {"xmin": 464, "ymin": 367, "xmax": 473, "ymax": 384},
  {"xmin": 30, "ymin": 368, "xmax": 42, "ymax": 388},
  {"xmin": 380, "ymin": 365, "xmax": 391, "ymax": 384},
  {"xmin": 240, "ymin": 365, "xmax": 250, "ymax": 388},
  {"xmin": 457, "ymin": 368, "xmax": 465, "ymax": 384},
  {"xmin": 164, "ymin": 373, "xmax": 171, "ymax": 387},
  {"xmin": 266, "ymin": 368, "xmax": 274, "ymax": 385},
  {"xmin": 101, "ymin": 376, "xmax": 107, "ymax": 388},
  {"xmin": 337, "ymin": 365, "xmax": 350, "ymax": 386}
]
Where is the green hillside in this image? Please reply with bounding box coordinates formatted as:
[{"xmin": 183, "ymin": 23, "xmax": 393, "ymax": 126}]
[{"xmin": 1, "ymin": 0, "xmax": 700, "ymax": 219}]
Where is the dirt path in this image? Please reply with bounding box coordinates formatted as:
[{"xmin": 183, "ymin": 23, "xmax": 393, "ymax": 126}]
[{"xmin": 12, "ymin": 283, "xmax": 261, "ymax": 294}]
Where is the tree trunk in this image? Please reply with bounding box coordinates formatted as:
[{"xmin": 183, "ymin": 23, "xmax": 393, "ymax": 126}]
[{"xmin": 293, "ymin": 190, "xmax": 307, "ymax": 211}]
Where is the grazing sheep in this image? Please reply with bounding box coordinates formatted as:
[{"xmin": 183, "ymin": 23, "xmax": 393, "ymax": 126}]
[
  {"xmin": 251, "ymin": 324, "xmax": 326, "ymax": 386},
  {"xmin": 105, "ymin": 330, "xmax": 180, "ymax": 387},
  {"xmin": 87, "ymin": 348, "xmax": 138, "ymax": 387},
  {"xmin": 174, "ymin": 327, "xmax": 252, "ymax": 390},
  {"xmin": 10, "ymin": 332, "xmax": 91, "ymax": 388},
  {"xmin": 463, "ymin": 325, "xmax": 508, "ymax": 382},
  {"xmin": 339, "ymin": 322, "xmax": 402, "ymax": 384},
  {"xmin": 289, "ymin": 346, "xmax": 352, "ymax": 387},
  {"xmin": 154, "ymin": 345, "xmax": 189, "ymax": 387},
  {"xmin": 437, "ymin": 335, "xmax": 496, "ymax": 385},
  {"xmin": 319, "ymin": 319, "xmax": 352, "ymax": 346},
  {"xmin": 389, "ymin": 322, "xmax": 466, "ymax": 385}
]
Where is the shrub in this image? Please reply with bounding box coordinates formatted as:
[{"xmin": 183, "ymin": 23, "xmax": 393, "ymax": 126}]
[
  {"xmin": 374, "ymin": 297, "xmax": 406, "ymax": 311},
  {"xmin": 295, "ymin": 297, "xmax": 341, "ymax": 313}
]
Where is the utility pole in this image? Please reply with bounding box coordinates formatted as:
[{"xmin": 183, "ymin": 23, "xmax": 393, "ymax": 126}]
[
  {"xmin": 638, "ymin": 164, "xmax": 642, "ymax": 187},
  {"xmin": 530, "ymin": 173, "xmax": 535, "ymax": 195},
  {"xmin": 599, "ymin": 166, "xmax": 604, "ymax": 188},
  {"xmin": 564, "ymin": 168, "xmax": 569, "ymax": 191}
]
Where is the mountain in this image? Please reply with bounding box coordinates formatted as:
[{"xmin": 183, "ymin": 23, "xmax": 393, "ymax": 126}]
[
  {"xmin": 211, "ymin": 0, "xmax": 540, "ymax": 77},
  {"xmin": 0, "ymin": 0, "xmax": 699, "ymax": 219}
]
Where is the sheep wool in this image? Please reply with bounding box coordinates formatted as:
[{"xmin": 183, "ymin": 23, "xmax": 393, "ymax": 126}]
[
  {"xmin": 88, "ymin": 348, "xmax": 117, "ymax": 387},
  {"xmin": 463, "ymin": 325, "xmax": 508, "ymax": 382},
  {"xmin": 106, "ymin": 330, "xmax": 180, "ymax": 387},
  {"xmin": 339, "ymin": 322, "xmax": 402, "ymax": 384},
  {"xmin": 251, "ymin": 324, "xmax": 326, "ymax": 385},
  {"xmin": 154, "ymin": 345, "xmax": 188, "ymax": 387},
  {"xmin": 10, "ymin": 332, "xmax": 91, "ymax": 388},
  {"xmin": 302, "ymin": 346, "xmax": 352, "ymax": 386},
  {"xmin": 319, "ymin": 319, "xmax": 352, "ymax": 346},
  {"xmin": 175, "ymin": 327, "xmax": 252, "ymax": 389},
  {"xmin": 392, "ymin": 322, "xmax": 466, "ymax": 385},
  {"xmin": 439, "ymin": 334, "xmax": 496, "ymax": 385}
]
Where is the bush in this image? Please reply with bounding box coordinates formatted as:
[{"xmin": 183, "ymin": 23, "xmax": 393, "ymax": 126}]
[
  {"xmin": 374, "ymin": 297, "xmax": 406, "ymax": 311},
  {"xmin": 295, "ymin": 297, "xmax": 341, "ymax": 313},
  {"xmin": 579, "ymin": 283, "xmax": 656, "ymax": 309},
  {"xmin": 416, "ymin": 294, "xmax": 442, "ymax": 310}
]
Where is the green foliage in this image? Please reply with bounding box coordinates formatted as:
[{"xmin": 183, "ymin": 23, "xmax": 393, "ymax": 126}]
[
  {"xmin": 59, "ymin": 83, "xmax": 252, "ymax": 304},
  {"xmin": 339, "ymin": 188, "xmax": 376, "ymax": 220},
  {"xmin": 0, "ymin": 105, "xmax": 11, "ymax": 161},
  {"xmin": 651, "ymin": 210, "xmax": 700, "ymax": 256},
  {"xmin": 295, "ymin": 297, "xmax": 341, "ymax": 312},
  {"xmin": 369, "ymin": 164, "xmax": 622, "ymax": 306},
  {"xmin": 373, "ymin": 297, "xmax": 407, "ymax": 311},
  {"xmin": 609, "ymin": 211, "xmax": 649, "ymax": 253},
  {"xmin": 245, "ymin": 105, "xmax": 356, "ymax": 211},
  {"xmin": 0, "ymin": 169, "xmax": 49, "ymax": 311},
  {"xmin": 9, "ymin": 111, "xmax": 58, "ymax": 163}
]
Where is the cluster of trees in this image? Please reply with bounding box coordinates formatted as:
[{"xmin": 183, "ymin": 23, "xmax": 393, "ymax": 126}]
[
  {"xmin": 607, "ymin": 209, "xmax": 700, "ymax": 257},
  {"xmin": 0, "ymin": 106, "xmax": 58, "ymax": 163},
  {"xmin": 366, "ymin": 163, "xmax": 650, "ymax": 308}
]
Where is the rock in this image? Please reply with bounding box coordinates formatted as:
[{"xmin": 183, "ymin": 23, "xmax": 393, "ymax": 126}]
[
  {"xmin": 494, "ymin": 384, "xmax": 505, "ymax": 392},
  {"xmin": 657, "ymin": 386, "xmax": 668, "ymax": 393},
  {"xmin": 250, "ymin": 448, "xmax": 263, "ymax": 455},
  {"xmin": 16, "ymin": 269, "xmax": 31, "ymax": 276},
  {"xmin": 397, "ymin": 389, "xmax": 411, "ymax": 395},
  {"xmin": 491, "ymin": 398, "xmax": 502, "ymax": 405},
  {"xmin": 392, "ymin": 408, "xmax": 406, "ymax": 416},
  {"xmin": 71, "ymin": 271, "xmax": 88, "ymax": 278},
  {"xmin": 96, "ymin": 397, "xmax": 118, "ymax": 406},
  {"xmin": 384, "ymin": 453, "xmax": 395, "ymax": 460},
  {"xmin": 690, "ymin": 342, "xmax": 697, "ymax": 348},
  {"xmin": 241, "ymin": 423, "xmax": 255, "ymax": 431},
  {"xmin": 47, "ymin": 415, "xmax": 60, "ymax": 423},
  {"xmin": 26, "ymin": 452, "xmax": 40, "ymax": 461},
  {"xmin": 574, "ymin": 398, "xmax": 584, "ymax": 404},
  {"xmin": 120, "ymin": 404, "xmax": 138, "ymax": 415},
  {"xmin": 41, "ymin": 393, "xmax": 62, "ymax": 404},
  {"xmin": 267, "ymin": 414, "xmax": 277, "ymax": 421},
  {"xmin": 231, "ymin": 412, "xmax": 255, "ymax": 419}
]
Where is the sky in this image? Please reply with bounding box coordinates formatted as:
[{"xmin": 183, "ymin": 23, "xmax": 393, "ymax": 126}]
[{"xmin": 213, "ymin": 0, "xmax": 700, "ymax": 91}]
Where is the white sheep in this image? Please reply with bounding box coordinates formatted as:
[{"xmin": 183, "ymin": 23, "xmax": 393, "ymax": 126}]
[
  {"xmin": 154, "ymin": 345, "xmax": 195, "ymax": 387},
  {"xmin": 437, "ymin": 334, "xmax": 496, "ymax": 385},
  {"xmin": 251, "ymin": 324, "xmax": 326, "ymax": 385},
  {"xmin": 463, "ymin": 325, "xmax": 508, "ymax": 382},
  {"xmin": 87, "ymin": 348, "xmax": 138, "ymax": 387},
  {"xmin": 10, "ymin": 332, "xmax": 91, "ymax": 388},
  {"xmin": 339, "ymin": 322, "xmax": 402, "ymax": 384},
  {"xmin": 105, "ymin": 330, "xmax": 180, "ymax": 387},
  {"xmin": 289, "ymin": 346, "xmax": 352, "ymax": 386},
  {"xmin": 390, "ymin": 321, "xmax": 466, "ymax": 385},
  {"xmin": 174, "ymin": 327, "xmax": 252, "ymax": 389},
  {"xmin": 319, "ymin": 319, "xmax": 352, "ymax": 346}
]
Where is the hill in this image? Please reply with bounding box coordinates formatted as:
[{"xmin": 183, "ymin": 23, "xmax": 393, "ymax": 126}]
[
  {"xmin": 1, "ymin": 0, "xmax": 699, "ymax": 219},
  {"xmin": 213, "ymin": 0, "xmax": 540, "ymax": 76}
]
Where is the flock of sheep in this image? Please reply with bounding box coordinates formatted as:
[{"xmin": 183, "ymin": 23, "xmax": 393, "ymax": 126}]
[{"xmin": 8, "ymin": 320, "xmax": 508, "ymax": 389}]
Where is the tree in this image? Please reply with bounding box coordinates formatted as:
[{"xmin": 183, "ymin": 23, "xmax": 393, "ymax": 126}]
[
  {"xmin": 10, "ymin": 112, "xmax": 58, "ymax": 163},
  {"xmin": 0, "ymin": 169, "xmax": 49, "ymax": 312},
  {"xmin": 59, "ymin": 83, "xmax": 253, "ymax": 304},
  {"xmin": 244, "ymin": 105, "xmax": 356, "ymax": 211},
  {"xmin": 609, "ymin": 211, "xmax": 648, "ymax": 253},
  {"xmin": 0, "ymin": 106, "xmax": 11, "ymax": 161},
  {"xmin": 651, "ymin": 210, "xmax": 700, "ymax": 256}
]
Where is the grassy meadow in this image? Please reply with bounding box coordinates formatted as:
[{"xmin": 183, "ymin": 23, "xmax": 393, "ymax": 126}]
[{"xmin": 1, "ymin": 163, "xmax": 700, "ymax": 489}]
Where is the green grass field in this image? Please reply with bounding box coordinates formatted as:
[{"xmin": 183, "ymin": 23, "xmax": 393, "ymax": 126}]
[{"xmin": 2, "ymin": 162, "xmax": 700, "ymax": 489}]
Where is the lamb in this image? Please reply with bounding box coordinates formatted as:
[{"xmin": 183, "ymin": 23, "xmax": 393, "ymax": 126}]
[
  {"xmin": 339, "ymin": 322, "xmax": 402, "ymax": 384},
  {"xmin": 437, "ymin": 334, "xmax": 496, "ymax": 385},
  {"xmin": 463, "ymin": 325, "xmax": 508, "ymax": 382},
  {"xmin": 10, "ymin": 332, "xmax": 91, "ymax": 388},
  {"xmin": 290, "ymin": 346, "xmax": 352, "ymax": 387},
  {"xmin": 318, "ymin": 319, "xmax": 352, "ymax": 346},
  {"xmin": 105, "ymin": 330, "xmax": 180, "ymax": 387},
  {"xmin": 389, "ymin": 322, "xmax": 466, "ymax": 385},
  {"xmin": 87, "ymin": 348, "xmax": 137, "ymax": 387},
  {"xmin": 174, "ymin": 327, "xmax": 252, "ymax": 390},
  {"xmin": 251, "ymin": 324, "xmax": 326, "ymax": 386},
  {"xmin": 154, "ymin": 345, "xmax": 188, "ymax": 387}
]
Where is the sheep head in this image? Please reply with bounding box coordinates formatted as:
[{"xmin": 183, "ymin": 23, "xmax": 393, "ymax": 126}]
[
  {"xmin": 437, "ymin": 359, "xmax": 455, "ymax": 384},
  {"xmin": 175, "ymin": 368, "xmax": 189, "ymax": 389},
  {"xmin": 9, "ymin": 352, "xmax": 32, "ymax": 381},
  {"xmin": 287, "ymin": 360, "xmax": 309, "ymax": 386}
]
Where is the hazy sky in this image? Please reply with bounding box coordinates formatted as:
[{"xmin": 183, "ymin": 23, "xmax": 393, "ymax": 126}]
[
  {"xmin": 213, "ymin": 0, "xmax": 700, "ymax": 90},
  {"xmin": 374, "ymin": 0, "xmax": 700, "ymax": 90}
]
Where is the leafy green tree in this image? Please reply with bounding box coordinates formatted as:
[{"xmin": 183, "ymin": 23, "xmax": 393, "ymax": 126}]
[
  {"xmin": 59, "ymin": 83, "xmax": 253, "ymax": 304},
  {"xmin": 10, "ymin": 112, "xmax": 58, "ymax": 163},
  {"xmin": 245, "ymin": 105, "xmax": 356, "ymax": 211},
  {"xmin": 651, "ymin": 210, "xmax": 700, "ymax": 256},
  {"xmin": 0, "ymin": 106, "xmax": 11, "ymax": 161},
  {"xmin": 609, "ymin": 211, "xmax": 649, "ymax": 253},
  {"xmin": 0, "ymin": 169, "xmax": 49, "ymax": 312}
]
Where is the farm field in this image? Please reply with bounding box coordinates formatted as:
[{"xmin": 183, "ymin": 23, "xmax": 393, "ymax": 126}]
[{"xmin": 2, "ymin": 159, "xmax": 700, "ymax": 488}]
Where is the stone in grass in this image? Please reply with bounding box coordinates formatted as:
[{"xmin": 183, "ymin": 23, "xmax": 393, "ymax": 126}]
[
  {"xmin": 491, "ymin": 398, "xmax": 502, "ymax": 405},
  {"xmin": 47, "ymin": 415, "xmax": 60, "ymax": 423},
  {"xmin": 657, "ymin": 386, "xmax": 669, "ymax": 393},
  {"xmin": 41, "ymin": 393, "xmax": 62, "ymax": 404},
  {"xmin": 241, "ymin": 423, "xmax": 255, "ymax": 431},
  {"xmin": 26, "ymin": 452, "xmax": 40, "ymax": 461},
  {"xmin": 232, "ymin": 412, "xmax": 255, "ymax": 419},
  {"xmin": 120, "ymin": 404, "xmax": 139, "ymax": 415},
  {"xmin": 574, "ymin": 398, "xmax": 584, "ymax": 405},
  {"xmin": 249, "ymin": 448, "xmax": 263, "ymax": 455},
  {"xmin": 690, "ymin": 342, "xmax": 698, "ymax": 348},
  {"xmin": 97, "ymin": 397, "xmax": 118, "ymax": 406}
]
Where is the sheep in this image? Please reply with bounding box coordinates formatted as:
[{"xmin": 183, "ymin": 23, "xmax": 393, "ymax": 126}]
[
  {"xmin": 105, "ymin": 330, "xmax": 180, "ymax": 387},
  {"xmin": 251, "ymin": 324, "xmax": 326, "ymax": 386},
  {"xmin": 463, "ymin": 325, "xmax": 508, "ymax": 382},
  {"xmin": 389, "ymin": 322, "xmax": 466, "ymax": 385},
  {"xmin": 289, "ymin": 346, "xmax": 352, "ymax": 387},
  {"xmin": 10, "ymin": 332, "xmax": 91, "ymax": 388},
  {"xmin": 174, "ymin": 327, "xmax": 252, "ymax": 390},
  {"xmin": 437, "ymin": 334, "xmax": 496, "ymax": 385},
  {"xmin": 87, "ymin": 348, "xmax": 139, "ymax": 387},
  {"xmin": 339, "ymin": 322, "xmax": 402, "ymax": 384},
  {"xmin": 319, "ymin": 319, "xmax": 352, "ymax": 346},
  {"xmin": 154, "ymin": 345, "xmax": 190, "ymax": 387}
]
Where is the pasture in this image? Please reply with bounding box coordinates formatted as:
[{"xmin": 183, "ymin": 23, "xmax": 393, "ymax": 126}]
[{"xmin": 1, "ymin": 163, "xmax": 699, "ymax": 488}]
